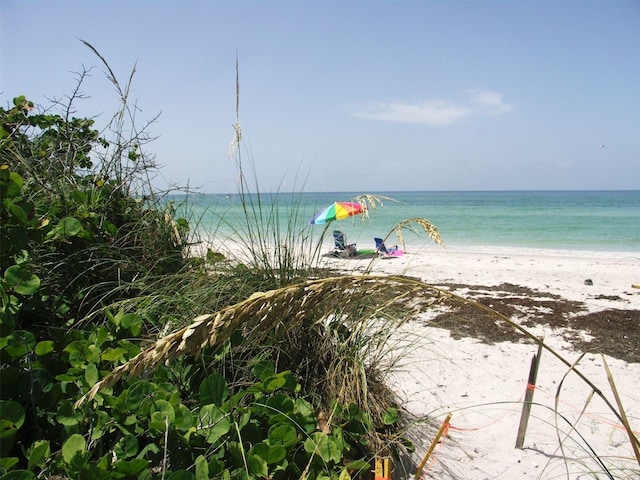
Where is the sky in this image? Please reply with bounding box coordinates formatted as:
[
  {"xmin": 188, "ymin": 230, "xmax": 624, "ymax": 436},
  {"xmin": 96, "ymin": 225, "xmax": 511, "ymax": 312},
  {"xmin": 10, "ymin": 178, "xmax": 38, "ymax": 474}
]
[{"xmin": 1, "ymin": 0, "xmax": 639, "ymax": 193}]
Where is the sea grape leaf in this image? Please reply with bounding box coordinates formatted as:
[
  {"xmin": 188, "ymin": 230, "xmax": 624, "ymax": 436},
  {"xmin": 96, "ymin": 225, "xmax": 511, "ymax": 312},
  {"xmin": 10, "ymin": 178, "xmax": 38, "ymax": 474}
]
[
  {"xmin": 173, "ymin": 403, "xmax": 194, "ymax": 431},
  {"xmin": 263, "ymin": 374, "xmax": 286, "ymax": 393},
  {"xmin": 252, "ymin": 442, "xmax": 287, "ymax": 465},
  {"xmin": 0, "ymin": 168, "xmax": 24, "ymax": 198},
  {"xmin": 120, "ymin": 313, "xmax": 142, "ymax": 336},
  {"xmin": 198, "ymin": 404, "xmax": 231, "ymax": 444},
  {"xmin": 0, "ymin": 401, "xmax": 25, "ymax": 437},
  {"xmin": 247, "ymin": 452, "xmax": 268, "ymax": 477},
  {"xmin": 101, "ymin": 347, "xmax": 128, "ymax": 362},
  {"xmin": 304, "ymin": 432, "xmax": 341, "ymax": 463},
  {"xmin": 382, "ymin": 407, "xmax": 398, "ymax": 425},
  {"xmin": 344, "ymin": 460, "xmax": 371, "ymax": 473},
  {"xmin": 52, "ymin": 217, "xmax": 83, "ymax": 238},
  {"xmin": 57, "ymin": 401, "xmax": 81, "ymax": 426},
  {"xmin": 0, "ymin": 457, "xmax": 20, "ymax": 471},
  {"xmin": 61, "ymin": 433, "xmax": 86, "ymax": 463},
  {"xmin": 27, "ymin": 440, "xmax": 50, "ymax": 470},
  {"xmin": 35, "ymin": 340, "xmax": 54, "ymax": 356},
  {"xmin": 199, "ymin": 373, "xmax": 228, "ymax": 406},
  {"xmin": 166, "ymin": 470, "xmax": 196, "ymax": 480},
  {"xmin": 251, "ymin": 360, "xmax": 275, "ymax": 380},
  {"xmin": 113, "ymin": 459, "xmax": 148, "ymax": 475},
  {"xmin": 265, "ymin": 394, "xmax": 300, "ymax": 426},
  {"xmin": 84, "ymin": 363, "xmax": 99, "ymax": 386},
  {"xmin": 194, "ymin": 455, "xmax": 208, "ymax": 480},
  {"xmin": 267, "ymin": 423, "xmax": 298, "ymax": 448},
  {"xmin": 0, "ymin": 470, "xmax": 36, "ymax": 479},
  {"xmin": 149, "ymin": 400, "xmax": 175, "ymax": 432},
  {"xmin": 124, "ymin": 380, "xmax": 156, "ymax": 413},
  {"xmin": 3, "ymin": 266, "xmax": 40, "ymax": 296},
  {"xmin": 2, "ymin": 330, "xmax": 36, "ymax": 358}
]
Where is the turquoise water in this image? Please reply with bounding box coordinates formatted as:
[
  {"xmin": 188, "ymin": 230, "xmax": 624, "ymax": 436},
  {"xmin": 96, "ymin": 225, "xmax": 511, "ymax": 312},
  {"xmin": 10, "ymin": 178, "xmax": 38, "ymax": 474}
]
[{"xmin": 170, "ymin": 190, "xmax": 640, "ymax": 252}]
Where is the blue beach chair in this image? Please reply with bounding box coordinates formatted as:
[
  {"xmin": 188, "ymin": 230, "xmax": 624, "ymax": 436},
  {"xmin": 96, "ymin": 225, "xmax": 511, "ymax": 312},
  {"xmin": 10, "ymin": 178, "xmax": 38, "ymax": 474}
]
[{"xmin": 374, "ymin": 237, "xmax": 402, "ymax": 256}]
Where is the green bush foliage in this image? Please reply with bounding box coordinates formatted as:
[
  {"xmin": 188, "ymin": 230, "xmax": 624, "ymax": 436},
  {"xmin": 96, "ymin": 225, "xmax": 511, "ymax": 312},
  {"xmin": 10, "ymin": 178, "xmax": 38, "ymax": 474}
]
[{"xmin": 0, "ymin": 95, "xmax": 386, "ymax": 479}]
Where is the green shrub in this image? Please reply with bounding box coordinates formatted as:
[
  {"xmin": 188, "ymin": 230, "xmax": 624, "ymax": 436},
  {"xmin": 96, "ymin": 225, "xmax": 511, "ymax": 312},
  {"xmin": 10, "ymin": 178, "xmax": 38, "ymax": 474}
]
[{"xmin": 1, "ymin": 90, "xmax": 384, "ymax": 479}]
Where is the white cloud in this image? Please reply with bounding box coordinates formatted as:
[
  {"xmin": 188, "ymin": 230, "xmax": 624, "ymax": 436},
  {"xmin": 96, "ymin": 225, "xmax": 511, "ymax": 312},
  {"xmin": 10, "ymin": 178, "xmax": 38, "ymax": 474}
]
[
  {"xmin": 465, "ymin": 89, "xmax": 514, "ymax": 115},
  {"xmin": 354, "ymin": 101, "xmax": 472, "ymax": 126},
  {"xmin": 354, "ymin": 90, "xmax": 513, "ymax": 125}
]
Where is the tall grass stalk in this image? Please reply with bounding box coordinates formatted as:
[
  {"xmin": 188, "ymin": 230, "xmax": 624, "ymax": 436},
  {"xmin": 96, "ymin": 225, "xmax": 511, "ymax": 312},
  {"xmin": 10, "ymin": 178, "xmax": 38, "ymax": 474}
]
[
  {"xmin": 603, "ymin": 354, "xmax": 640, "ymax": 466},
  {"xmin": 552, "ymin": 352, "xmax": 612, "ymax": 478},
  {"xmin": 213, "ymin": 56, "xmax": 326, "ymax": 287}
]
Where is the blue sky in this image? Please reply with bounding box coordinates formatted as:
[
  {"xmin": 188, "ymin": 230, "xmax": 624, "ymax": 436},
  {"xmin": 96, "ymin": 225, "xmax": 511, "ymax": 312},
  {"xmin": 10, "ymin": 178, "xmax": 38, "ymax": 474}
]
[{"xmin": 1, "ymin": 1, "xmax": 639, "ymax": 193}]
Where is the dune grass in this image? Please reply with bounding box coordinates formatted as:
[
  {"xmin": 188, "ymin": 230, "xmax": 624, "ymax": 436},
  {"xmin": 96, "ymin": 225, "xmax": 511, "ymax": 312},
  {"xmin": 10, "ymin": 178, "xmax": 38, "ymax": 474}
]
[{"xmin": 80, "ymin": 270, "xmax": 639, "ymax": 478}]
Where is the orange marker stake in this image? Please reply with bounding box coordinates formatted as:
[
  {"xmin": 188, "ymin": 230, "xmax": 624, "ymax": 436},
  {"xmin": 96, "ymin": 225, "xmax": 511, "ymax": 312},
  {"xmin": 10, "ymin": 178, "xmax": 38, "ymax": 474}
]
[{"xmin": 414, "ymin": 413, "xmax": 452, "ymax": 479}]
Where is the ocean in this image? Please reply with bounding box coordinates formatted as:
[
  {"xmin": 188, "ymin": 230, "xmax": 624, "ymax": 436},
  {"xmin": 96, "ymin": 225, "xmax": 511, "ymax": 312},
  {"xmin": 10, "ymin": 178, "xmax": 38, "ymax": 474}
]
[{"xmin": 171, "ymin": 190, "xmax": 640, "ymax": 253}]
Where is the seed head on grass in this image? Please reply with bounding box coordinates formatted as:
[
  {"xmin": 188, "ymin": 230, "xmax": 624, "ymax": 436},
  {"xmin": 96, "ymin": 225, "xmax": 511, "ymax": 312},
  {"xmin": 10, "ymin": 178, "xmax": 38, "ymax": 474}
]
[
  {"xmin": 393, "ymin": 217, "xmax": 446, "ymax": 251},
  {"xmin": 350, "ymin": 194, "xmax": 399, "ymax": 221},
  {"xmin": 78, "ymin": 275, "xmax": 445, "ymax": 402}
]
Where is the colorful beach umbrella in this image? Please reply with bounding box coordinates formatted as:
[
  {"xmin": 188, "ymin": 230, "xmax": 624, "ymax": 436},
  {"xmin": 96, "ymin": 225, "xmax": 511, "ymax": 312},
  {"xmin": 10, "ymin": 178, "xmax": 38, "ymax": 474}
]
[{"xmin": 309, "ymin": 201, "xmax": 364, "ymax": 225}]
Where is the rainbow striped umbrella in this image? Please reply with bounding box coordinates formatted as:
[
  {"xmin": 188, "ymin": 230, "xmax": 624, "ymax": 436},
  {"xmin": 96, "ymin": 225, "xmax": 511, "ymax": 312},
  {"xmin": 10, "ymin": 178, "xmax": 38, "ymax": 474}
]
[{"xmin": 309, "ymin": 201, "xmax": 364, "ymax": 225}]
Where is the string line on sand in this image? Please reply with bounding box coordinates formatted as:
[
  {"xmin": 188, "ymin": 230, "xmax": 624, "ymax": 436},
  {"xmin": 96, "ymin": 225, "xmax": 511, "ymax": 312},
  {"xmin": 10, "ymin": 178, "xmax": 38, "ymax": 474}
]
[
  {"xmin": 416, "ymin": 382, "xmax": 638, "ymax": 478},
  {"xmin": 447, "ymin": 389, "xmax": 527, "ymax": 433},
  {"xmin": 531, "ymin": 382, "xmax": 640, "ymax": 435},
  {"xmin": 445, "ymin": 384, "xmax": 637, "ymax": 436}
]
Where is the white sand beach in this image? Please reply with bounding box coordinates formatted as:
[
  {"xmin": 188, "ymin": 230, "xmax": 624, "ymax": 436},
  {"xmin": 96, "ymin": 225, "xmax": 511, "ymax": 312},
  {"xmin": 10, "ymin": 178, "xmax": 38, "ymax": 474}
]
[
  {"xmin": 321, "ymin": 246, "xmax": 640, "ymax": 479},
  {"xmin": 324, "ymin": 245, "xmax": 640, "ymax": 311}
]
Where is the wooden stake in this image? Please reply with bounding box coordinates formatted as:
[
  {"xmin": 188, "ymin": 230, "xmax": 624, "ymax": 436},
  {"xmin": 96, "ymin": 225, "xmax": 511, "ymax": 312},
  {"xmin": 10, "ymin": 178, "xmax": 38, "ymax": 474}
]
[
  {"xmin": 414, "ymin": 413, "xmax": 451, "ymax": 479},
  {"xmin": 515, "ymin": 342, "xmax": 543, "ymax": 449}
]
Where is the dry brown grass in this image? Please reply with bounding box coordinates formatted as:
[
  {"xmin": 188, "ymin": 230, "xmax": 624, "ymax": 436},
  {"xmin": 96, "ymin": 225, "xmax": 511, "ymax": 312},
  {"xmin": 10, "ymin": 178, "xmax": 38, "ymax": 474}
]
[{"xmin": 78, "ymin": 275, "xmax": 448, "ymax": 405}]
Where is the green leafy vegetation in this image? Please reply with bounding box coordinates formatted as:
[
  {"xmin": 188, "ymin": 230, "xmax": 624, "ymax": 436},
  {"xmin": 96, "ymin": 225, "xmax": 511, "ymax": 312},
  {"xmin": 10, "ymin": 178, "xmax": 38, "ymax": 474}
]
[{"xmin": 0, "ymin": 49, "xmax": 414, "ymax": 479}]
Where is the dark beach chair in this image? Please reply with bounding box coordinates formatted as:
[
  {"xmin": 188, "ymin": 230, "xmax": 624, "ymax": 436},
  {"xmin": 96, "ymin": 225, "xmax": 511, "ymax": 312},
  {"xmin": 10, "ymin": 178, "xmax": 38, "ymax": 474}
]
[{"xmin": 333, "ymin": 230, "xmax": 357, "ymax": 257}]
